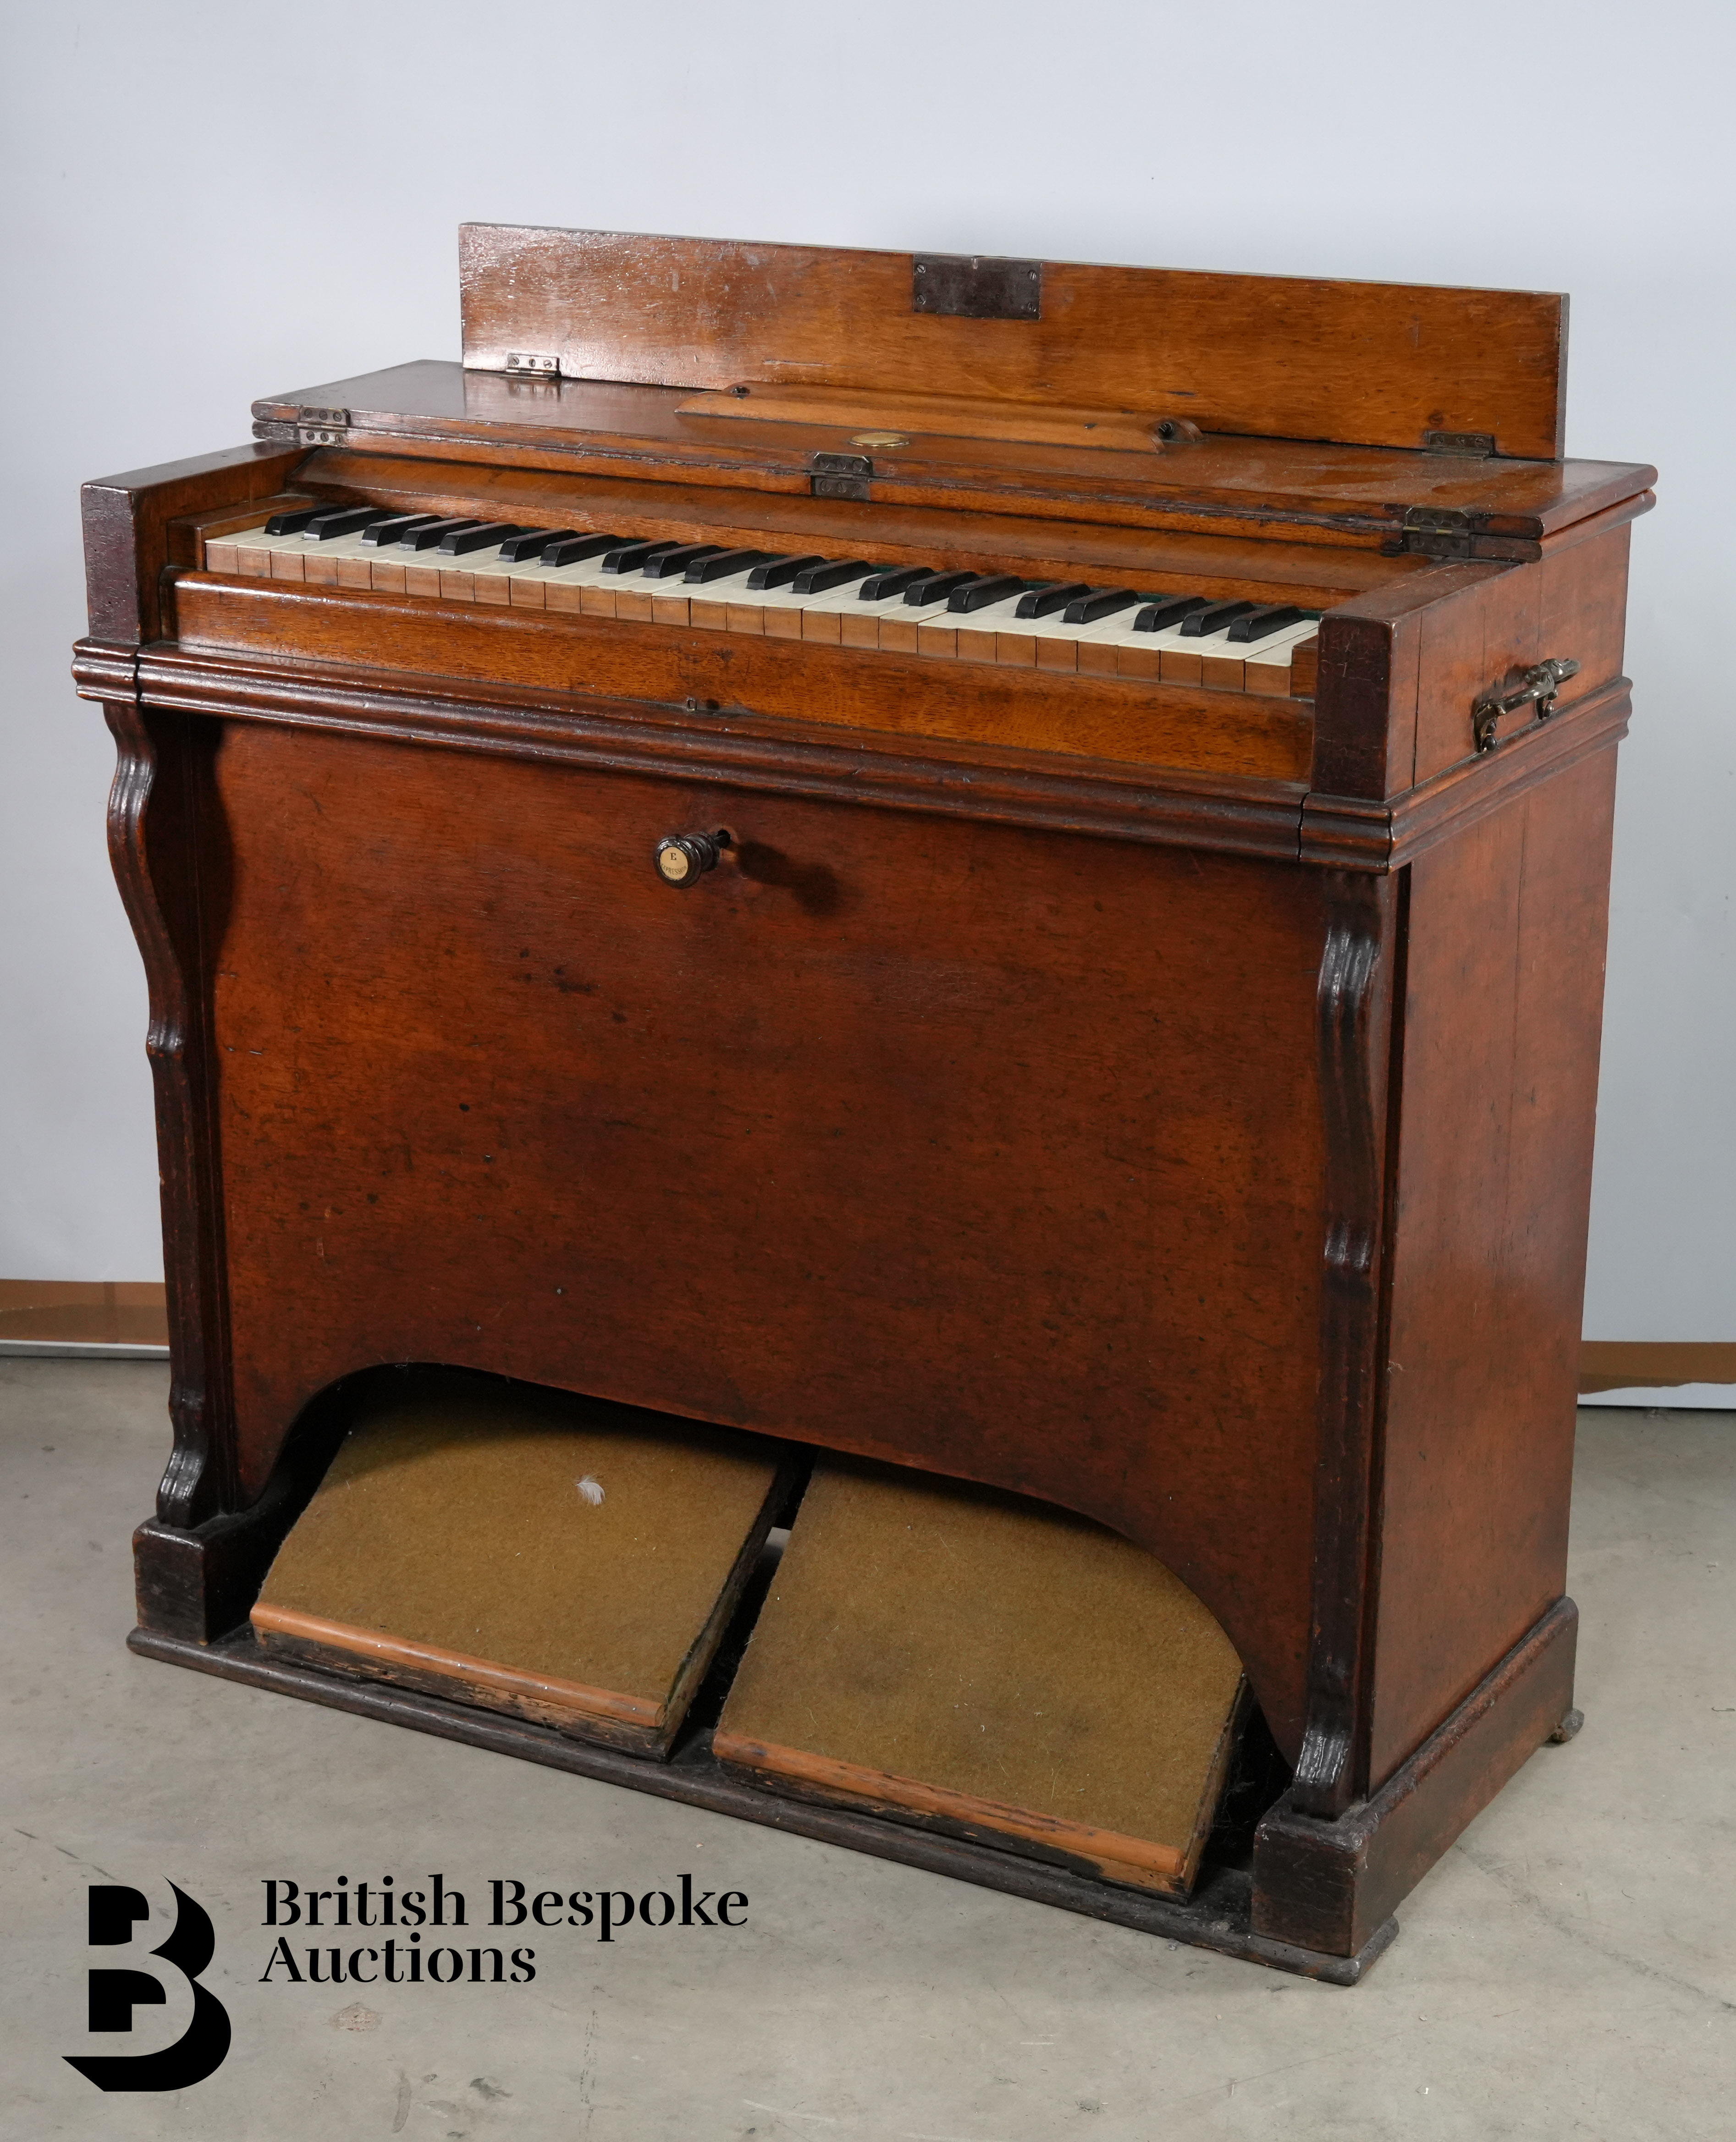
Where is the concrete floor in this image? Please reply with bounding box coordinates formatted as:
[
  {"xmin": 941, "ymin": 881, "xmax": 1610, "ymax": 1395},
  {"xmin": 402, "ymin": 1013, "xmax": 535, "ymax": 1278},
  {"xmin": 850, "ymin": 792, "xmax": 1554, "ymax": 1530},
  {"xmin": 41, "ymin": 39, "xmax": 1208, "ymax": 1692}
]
[{"xmin": 2, "ymin": 1360, "xmax": 1732, "ymax": 2142}]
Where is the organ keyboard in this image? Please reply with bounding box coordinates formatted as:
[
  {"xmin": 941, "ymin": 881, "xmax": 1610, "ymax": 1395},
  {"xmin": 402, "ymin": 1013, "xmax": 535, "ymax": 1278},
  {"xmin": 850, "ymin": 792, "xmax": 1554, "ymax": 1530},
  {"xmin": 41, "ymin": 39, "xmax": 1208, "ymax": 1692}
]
[
  {"xmin": 78, "ymin": 226, "xmax": 1653, "ymax": 1984},
  {"xmin": 206, "ymin": 513, "xmax": 1320, "ymax": 693}
]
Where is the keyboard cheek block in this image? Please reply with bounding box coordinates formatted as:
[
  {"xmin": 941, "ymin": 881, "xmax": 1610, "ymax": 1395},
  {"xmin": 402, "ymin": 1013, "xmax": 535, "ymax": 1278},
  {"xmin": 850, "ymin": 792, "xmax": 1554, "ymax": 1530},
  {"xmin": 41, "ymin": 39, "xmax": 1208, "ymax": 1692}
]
[{"xmin": 88, "ymin": 221, "xmax": 1652, "ymax": 1987}]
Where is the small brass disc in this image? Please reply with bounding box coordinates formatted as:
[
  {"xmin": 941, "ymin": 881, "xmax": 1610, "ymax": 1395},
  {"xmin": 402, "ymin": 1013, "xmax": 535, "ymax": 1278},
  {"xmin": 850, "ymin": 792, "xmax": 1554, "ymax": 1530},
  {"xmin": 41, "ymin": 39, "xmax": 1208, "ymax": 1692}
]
[{"xmin": 849, "ymin": 431, "xmax": 909, "ymax": 450}]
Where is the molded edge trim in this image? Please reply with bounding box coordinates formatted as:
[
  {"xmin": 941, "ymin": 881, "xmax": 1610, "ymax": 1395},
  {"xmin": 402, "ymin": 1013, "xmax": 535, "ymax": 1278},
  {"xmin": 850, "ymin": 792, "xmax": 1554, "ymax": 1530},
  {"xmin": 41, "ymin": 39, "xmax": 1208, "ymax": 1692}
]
[{"xmin": 77, "ymin": 640, "xmax": 1310, "ymax": 862}]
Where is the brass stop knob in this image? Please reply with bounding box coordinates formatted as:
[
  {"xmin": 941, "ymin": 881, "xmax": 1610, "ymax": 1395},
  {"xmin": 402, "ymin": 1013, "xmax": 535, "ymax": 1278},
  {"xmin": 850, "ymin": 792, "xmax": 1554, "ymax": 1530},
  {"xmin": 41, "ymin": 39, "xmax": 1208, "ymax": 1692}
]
[{"xmin": 654, "ymin": 829, "xmax": 731, "ymax": 887}]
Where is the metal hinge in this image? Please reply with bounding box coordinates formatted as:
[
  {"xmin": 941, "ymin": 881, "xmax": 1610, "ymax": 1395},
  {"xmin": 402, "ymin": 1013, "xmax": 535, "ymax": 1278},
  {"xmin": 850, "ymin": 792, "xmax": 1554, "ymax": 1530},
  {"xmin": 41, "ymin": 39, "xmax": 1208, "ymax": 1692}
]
[
  {"xmin": 1472, "ymin": 657, "xmax": 1582, "ymax": 753},
  {"xmin": 912, "ymin": 253, "xmax": 1042, "ymax": 321},
  {"xmin": 810, "ymin": 451, "xmax": 873, "ymax": 502},
  {"xmin": 295, "ymin": 405, "xmax": 349, "ymax": 447},
  {"xmin": 1400, "ymin": 506, "xmax": 1477, "ymax": 560},
  {"xmin": 504, "ymin": 351, "xmax": 560, "ymax": 376},
  {"xmin": 1422, "ymin": 431, "xmax": 1497, "ymax": 457}
]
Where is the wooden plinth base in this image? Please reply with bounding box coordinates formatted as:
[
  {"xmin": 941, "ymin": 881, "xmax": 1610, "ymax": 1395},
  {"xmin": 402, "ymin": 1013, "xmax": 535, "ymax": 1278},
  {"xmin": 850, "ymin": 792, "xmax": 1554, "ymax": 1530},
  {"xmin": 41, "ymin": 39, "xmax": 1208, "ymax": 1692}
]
[
  {"xmin": 1252, "ymin": 1598, "xmax": 1580, "ymax": 1955},
  {"xmin": 127, "ymin": 1623, "xmax": 1394, "ymax": 1985}
]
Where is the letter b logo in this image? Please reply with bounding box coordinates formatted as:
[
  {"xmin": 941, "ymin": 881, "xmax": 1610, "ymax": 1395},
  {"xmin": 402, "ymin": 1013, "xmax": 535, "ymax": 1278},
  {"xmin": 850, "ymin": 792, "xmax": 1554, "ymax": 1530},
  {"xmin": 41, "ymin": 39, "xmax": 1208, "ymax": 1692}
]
[{"xmin": 66, "ymin": 1884, "xmax": 231, "ymax": 2091}]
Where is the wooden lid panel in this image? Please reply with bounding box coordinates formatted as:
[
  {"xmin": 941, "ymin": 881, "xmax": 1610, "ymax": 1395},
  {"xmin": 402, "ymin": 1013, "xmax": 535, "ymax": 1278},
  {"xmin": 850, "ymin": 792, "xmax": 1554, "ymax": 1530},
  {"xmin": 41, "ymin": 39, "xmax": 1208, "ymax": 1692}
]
[
  {"xmin": 459, "ymin": 225, "xmax": 1568, "ymax": 460},
  {"xmin": 248, "ymin": 365, "xmax": 1649, "ymax": 545}
]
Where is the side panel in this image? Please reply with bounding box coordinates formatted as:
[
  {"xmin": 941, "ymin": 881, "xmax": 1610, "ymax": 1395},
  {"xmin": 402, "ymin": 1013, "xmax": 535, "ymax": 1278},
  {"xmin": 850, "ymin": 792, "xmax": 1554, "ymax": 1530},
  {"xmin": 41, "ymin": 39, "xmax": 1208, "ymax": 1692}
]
[
  {"xmin": 82, "ymin": 443, "xmax": 304, "ymax": 642},
  {"xmin": 1367, "ymin": 744, "xmax": 1618, "ymax": 1783},
  {"xmin": 1411, "ymin": 523, "xmax": 1631, "ymax": 785},
  {"xmin": 193, "ymin": 717, "xmax": 1332, "ymax": 1754},
  {"xmin": 1313, "ymin": 521, "xmax": 1637, "ymax": 804}
]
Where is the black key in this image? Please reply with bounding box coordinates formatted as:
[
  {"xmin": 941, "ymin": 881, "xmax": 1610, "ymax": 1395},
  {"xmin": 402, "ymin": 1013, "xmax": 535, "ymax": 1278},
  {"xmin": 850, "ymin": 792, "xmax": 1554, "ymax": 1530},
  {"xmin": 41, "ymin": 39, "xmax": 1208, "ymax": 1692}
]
[
  {"xmin": 495, "ymin": 529, "xmax": 576, "ymax": 563},
  {"xmin": 902, "ymin": 569, "xmax": 978, "ymax": 607},
  {"xmin": 792, "ymin": 559, "xmax": 877, "ymax": 595},
  {"xmin": 438, "ymin": 522, "xmax": 532, "ymax": 557},
  {"xmin": 1228, "ymin": 604, "xmax": 1312, "ymax": 644},
  {"xmin": 264, "ymin": 507, "xmax": 321, "ymax": 536},
  {"xmin": 746, "ymin": 554, "xmax": 827, "ymax": 591},
  {"xmin": 399, "ymin": 518, "xmax": 486, "ymax": 552},
  {"xmin": 305, "ymin": 507, "xmax": 397, "ymax": 541},
  {"xmin": 361, "ymin": 513, "xmax": 441, "ymax": 547},
  {"xmin": 640, "ymin": 544, "xmax": 728, "ymax": 580},
  {"xmin": 543, "ymin": 532, "xmax": 622, "ymax": 568},
  {"xmin": 1179, "ymin": 600, "xmax": 1257, "ymax": 639},
  {"xmin": 686, "ymin": 549, "xmax": 778, "ymax": 584},
  {"xmin": 1014, "ymin": 581, "xmax": 1089, "ymax": 618},
  {"xmin": 948, "ymin": 574, "xmax": 1027, "ymax": 614},
  {"xmin": 858, "ymin": 564, "xmax": 936, "ymax": 601},
  {"xmin": 601, "ymin": 539, "xmax": 683, "ymax": 574},
  {"xmin": 1016, "ymin": 581, "xmax": 1090, "ymax": 619},
  {"xmin": 1061, "ymin": 587, "xmax": 1141, "ymax": 625},
  {"xmin": 1132, "ymin": 596, "xmax": 1209, "ymax": 633}
]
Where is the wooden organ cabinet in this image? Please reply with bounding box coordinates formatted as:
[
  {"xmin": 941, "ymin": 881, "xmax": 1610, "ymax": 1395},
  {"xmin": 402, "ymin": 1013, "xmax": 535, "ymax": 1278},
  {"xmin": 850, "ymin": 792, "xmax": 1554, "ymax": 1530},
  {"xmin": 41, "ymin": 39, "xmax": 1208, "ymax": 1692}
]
[{"xmin": 75, "ymin": 228, "xmax": 1653, "ymax": 1982}]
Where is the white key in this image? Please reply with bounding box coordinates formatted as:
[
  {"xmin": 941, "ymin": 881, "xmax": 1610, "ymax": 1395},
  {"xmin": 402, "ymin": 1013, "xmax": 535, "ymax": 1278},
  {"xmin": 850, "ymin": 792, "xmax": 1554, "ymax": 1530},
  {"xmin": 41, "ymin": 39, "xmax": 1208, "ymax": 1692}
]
[
  {"xmin": 535, "ymin": 550, "xmax": 626, "ymax": 589},
  {"xmin": 452, "ymin": 544, "xmax": 520, "ymax": 580},
  {"xmin": 215, "ymin": 524, "xmax": 308, "ymax": 572},
  {"xmin": 273, "ymin": 523, "xmax": 389, "ymax": 580},
  {"xmin": 882, "ymin": 595, "xmax": 967, "ymax": 625},
  {"xmin": 301, "ymin": 527, "xmax": 390, "ymax": 567},
  {"xmin": 495, "ymin": 548, "xmax": 644, "ymax": 608},
  {"xmin": 1005, "ymin": 594, "xmax": 1147, "ymax": 647},
  {"xmin": 1240, "ymin": 619, "xmax": 1319, "ymax": 655},
  {"xmin": 1087, "ymin": 611, "xmax": 1318, "ymax": 686},
  {"xmin": 1088, "ymin": 606, "xmax": 1314, "ymax": 651},
  {"xmin": 691, "ymin": 569, "xmax": 862, "ymax": 631},
  {"xmin": 948, "ymin": 592, "xmax": 1035, "ymax": 630},
  {"xmin": 793, "ymin": 572, "xmax": 880, "ymax": 614},
  {"xmin": 1242, "ymin": 620, "xmax": 1321, "ymax": 684}
]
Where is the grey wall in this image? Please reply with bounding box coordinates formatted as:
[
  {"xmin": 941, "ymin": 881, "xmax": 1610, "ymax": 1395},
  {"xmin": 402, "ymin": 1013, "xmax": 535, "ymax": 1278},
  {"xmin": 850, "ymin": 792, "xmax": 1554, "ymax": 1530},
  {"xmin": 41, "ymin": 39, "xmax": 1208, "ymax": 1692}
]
[{"xmin": 2, "ymin": 0, "xmax": 1730, "ymax": 1341}]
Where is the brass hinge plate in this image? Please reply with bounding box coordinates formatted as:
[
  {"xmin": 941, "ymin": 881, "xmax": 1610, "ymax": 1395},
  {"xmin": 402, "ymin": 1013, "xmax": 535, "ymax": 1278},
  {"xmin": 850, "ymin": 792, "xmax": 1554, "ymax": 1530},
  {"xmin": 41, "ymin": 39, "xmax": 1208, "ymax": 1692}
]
[
  {"xmin": 1399, "ymin": 506, "xmax": 1477, "ymax": 560},
  {"xmin": 504, "ymin": 351, "xmax": 561, "ymax": 376},
  {"xmin": 810, "ymin": 450, "xmax": 873, "ymax": 502},
  {"xmin": 295, "ymin": 405, "xmax": 349, "ymax": 447},
  {"xmin": 912, "ymin": 254, "xmax": 1042, "ymax": 320}
]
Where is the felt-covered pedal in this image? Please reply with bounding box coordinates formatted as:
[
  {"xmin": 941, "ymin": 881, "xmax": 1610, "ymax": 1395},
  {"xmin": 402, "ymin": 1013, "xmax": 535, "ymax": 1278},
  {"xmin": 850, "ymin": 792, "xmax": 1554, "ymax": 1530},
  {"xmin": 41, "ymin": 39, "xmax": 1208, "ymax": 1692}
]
[
  {"xmin": 714, "ymin": 1461, "xmax": 1246, "ymax": 1894},
  {"xmin": 251, "ymin": 1375, "xmax": 794, "ymax": 1757}
]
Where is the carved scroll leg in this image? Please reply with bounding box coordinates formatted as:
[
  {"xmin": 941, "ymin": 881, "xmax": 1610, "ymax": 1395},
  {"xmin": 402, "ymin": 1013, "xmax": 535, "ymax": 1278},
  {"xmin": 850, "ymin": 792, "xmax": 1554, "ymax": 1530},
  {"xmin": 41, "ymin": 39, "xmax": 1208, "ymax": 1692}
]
[
  {"xmin": 1293, "ymin": 870, "xmax": 1397, "ymax": 1820},
  {"xmin": 102, "ymin": 690, "xmax": 234, "ymax": 1526}
]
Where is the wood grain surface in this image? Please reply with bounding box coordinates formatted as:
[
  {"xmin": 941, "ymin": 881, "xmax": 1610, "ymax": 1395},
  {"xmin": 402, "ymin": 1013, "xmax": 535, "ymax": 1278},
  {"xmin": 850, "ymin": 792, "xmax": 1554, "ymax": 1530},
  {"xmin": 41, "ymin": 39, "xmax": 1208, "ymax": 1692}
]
[
  {"xmin": 1367, "ymin": 750, "xmax": 1617, "ymax": 1782},
  {"xmin": 170, "ymin": 576, "xmax": 1315, "ymax": 783},
  {"xmin": 246, "ymin": 364, "xmax": 1650, "ymax": 549},
  {"xmin": 188, "ymin": 713, "xmax": 1331, "ymax": 1756},
  {"xmin": 458, "ymin": 226, "xmax": 1569, "ymax": 458}
]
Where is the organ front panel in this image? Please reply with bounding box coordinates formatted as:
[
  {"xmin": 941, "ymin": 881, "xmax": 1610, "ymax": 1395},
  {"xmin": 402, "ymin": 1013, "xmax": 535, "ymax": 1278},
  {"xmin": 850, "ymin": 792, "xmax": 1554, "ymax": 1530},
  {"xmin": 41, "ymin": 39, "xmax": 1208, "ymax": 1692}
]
[{"xmin": 77, "ymin": 227, "xmax": 1653, "ymax": 1982}]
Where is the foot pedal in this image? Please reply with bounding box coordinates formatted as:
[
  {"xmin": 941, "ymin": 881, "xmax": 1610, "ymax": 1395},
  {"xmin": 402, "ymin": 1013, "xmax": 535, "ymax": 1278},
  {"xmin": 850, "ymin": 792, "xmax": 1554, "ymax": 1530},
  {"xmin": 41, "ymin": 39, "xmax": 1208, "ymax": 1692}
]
[
  {"xmin": 251, "ymin": 1374, "xmax": 797, "ymax": 1758},
  {"xmin": 714, "ymin": 1461, "xmax": 1246, "ymax": 1895}
]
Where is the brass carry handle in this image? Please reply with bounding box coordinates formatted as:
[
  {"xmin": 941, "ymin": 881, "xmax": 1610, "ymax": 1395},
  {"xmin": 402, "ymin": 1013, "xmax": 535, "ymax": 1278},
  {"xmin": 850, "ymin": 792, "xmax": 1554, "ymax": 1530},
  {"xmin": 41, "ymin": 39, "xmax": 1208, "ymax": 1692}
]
[
  {"xmin": 1472, "ymin": 657, "xmax": 1581, "ymax": 754},
  {"xmin": 654, "ymin": 829, "xmax": 733, "ymax": 888}
]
